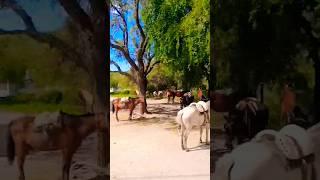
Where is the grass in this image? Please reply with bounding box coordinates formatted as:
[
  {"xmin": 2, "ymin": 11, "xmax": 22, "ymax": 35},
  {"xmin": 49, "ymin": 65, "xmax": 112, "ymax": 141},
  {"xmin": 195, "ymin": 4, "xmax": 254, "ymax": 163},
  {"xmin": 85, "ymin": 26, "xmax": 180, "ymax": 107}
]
[
  {"xmin": 0, "ymin": 102, "xmax": 84, "ymax": 115},
  {"xmin": 110, "ymin": 92, "xmax": 137, "ymax": 98}
]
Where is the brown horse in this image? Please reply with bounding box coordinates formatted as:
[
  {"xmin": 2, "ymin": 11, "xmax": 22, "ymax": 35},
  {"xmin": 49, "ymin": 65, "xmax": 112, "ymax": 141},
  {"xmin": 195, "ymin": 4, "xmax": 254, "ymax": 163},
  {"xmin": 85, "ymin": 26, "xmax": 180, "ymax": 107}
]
[
  {"xmin": 166, "ymin": 90, "xmax": 176, "ymax": 103},
  {"xmin": 280, "ymin": 84, "xmax": 296, "ymax": 124},
  {"xmin": 111, "ymin": 97, "xmax": 145, "ymax": 121},
  {"xmin": 167, "ymin": 90, "xmax": 186, "ymax": 104},
  {"xmin": 6, "ymin": 111, "xmax": 106, "ymax": 180}
]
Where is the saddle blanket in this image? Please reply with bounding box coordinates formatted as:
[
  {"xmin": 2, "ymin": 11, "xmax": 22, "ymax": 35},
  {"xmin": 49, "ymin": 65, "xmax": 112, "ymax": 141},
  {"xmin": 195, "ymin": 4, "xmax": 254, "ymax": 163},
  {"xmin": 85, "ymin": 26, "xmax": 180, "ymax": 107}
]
[{"xmin": 33, "ymin": 111, "xmax": 61, "ymax": 134}]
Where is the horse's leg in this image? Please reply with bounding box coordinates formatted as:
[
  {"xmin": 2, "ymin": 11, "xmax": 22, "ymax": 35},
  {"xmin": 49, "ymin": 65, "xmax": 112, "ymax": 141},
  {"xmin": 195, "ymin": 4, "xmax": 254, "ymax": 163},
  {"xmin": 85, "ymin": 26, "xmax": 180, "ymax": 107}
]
[
  {"xmin": 205, "ymin": 123, "xmax": 209, "ymax": 145},
  {"xmin": 181, "ymin": 125, "xmax": 185, "ymax": 150},
  {"xmin": 16, "ymin": 143, "xmax": 27, "ymax": 180},
  {"xmin": 199, "ymin": 125, "xmax": 203, "ymax": 144},
  {"xmin": 62, "ymin": 147, "xmax": 76, "ymax": 180},
  {"xmin": 129, "ymin": 108, "xmax": 133, "ymax": 120},
  {"xmin": 172, "ymin": 96, "xmax": 175, "ymax": 104},
  {"xmin": 184, "ymin": 129, "xmax": 191, "ymax": 152},
  {"xmin": 115, "ymin": 109, "xmax": 119, "ymax": 122}
]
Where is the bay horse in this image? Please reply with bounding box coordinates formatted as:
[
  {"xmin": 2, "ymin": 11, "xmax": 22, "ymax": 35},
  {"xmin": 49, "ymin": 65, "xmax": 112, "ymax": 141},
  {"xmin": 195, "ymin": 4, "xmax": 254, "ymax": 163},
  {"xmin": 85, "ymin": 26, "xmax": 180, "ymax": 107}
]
[
  {"xmin": 280, "ymin": 84, "xmax": 296, "ymax": 125},
  {"xmin": 111, "ymin": 96, "xmax": 145, "ymax": 121},
  {"xmin": 6, "ymin": 111, "xmax": 106, "ymax": 180},
  {"xmin": 167, "ymin": 89, "xmax": 186, "ymax": 104},
  {"xmin": 167, "ymin": 90, "xmax": 176, "ymax": 103}
]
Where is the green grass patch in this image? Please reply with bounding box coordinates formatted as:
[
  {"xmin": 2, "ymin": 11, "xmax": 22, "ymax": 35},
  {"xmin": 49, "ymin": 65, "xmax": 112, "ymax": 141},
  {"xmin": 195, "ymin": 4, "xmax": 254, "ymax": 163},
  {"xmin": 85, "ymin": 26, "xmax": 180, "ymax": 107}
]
[
  {"xmin": 0, "ymin": 102, "xmax": 83, "ymax": 115},
  {"xmin": 110, "ymin": 90, "xmax": 137, "ymax": 98}
]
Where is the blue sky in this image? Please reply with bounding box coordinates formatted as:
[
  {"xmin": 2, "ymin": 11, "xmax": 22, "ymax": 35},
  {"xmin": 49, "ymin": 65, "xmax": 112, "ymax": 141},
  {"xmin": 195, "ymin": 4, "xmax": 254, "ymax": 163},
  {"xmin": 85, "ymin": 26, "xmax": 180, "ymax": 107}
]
[
  {"xmin": 110, "ymin": 7, "xmax": 139, "ymax": 72},
  {"xmin": 0, "ymin": 1, "xmax": 66, "ymax": 32}
]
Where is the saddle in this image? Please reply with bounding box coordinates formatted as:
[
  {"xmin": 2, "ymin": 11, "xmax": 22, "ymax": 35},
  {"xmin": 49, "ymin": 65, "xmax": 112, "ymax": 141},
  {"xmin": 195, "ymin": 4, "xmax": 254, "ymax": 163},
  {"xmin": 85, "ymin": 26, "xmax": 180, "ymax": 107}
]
[
  {"xmin": 120, "ymin": 97, "xmax": 130, "ymax": 103},
  {"xmin": 255, "ymin": 125, "xmax": 316, "ymax": 180},
  {"xmin": 189, "ymin": 101, "xmax": 209, "ymax": 125},
  {"xmin": 33, "ymin": 111, "xmax": 62, "ymax": 136},
  {"xmin": 236, "ymin": 97, "xmax": 259, "ymax": 115},
  {"xmin": 255, "ymin": 125, "xmax": 314, "ymax": 160}
]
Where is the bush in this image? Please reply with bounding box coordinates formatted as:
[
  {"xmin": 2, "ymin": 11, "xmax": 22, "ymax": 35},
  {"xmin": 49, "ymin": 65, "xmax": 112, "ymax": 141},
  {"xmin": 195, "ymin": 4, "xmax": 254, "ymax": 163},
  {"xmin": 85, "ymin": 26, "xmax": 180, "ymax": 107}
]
[
  {"xmin": 122, "ymin": 90, "xmax": 130, "ymax": 94},
  {"xmin": 147, "ymin": 84, "xmax": 156, "ymax": 93},
  {"xmin": 12, "ymin": 93, "xmax": 36, "ymax": 103},
  {"xmin": 264, "ymin": 84, "xmax": 282, "ymax": 130},
  {"xmin": 37, "ymin": 90, "xmax": 63, "ymax": 104}
]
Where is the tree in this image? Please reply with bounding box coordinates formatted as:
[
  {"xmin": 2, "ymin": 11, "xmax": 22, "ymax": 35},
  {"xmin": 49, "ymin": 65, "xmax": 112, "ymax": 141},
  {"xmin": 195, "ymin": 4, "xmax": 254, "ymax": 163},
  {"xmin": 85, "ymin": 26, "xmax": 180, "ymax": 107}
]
[
  {"xmin": 0, "ymin": 0, "xmax": 109, "ymax": 177},
  {"xmin": 143, "ymin": 0, "xmax": 210, "ymax": 89},
  {"xmin": 110, "ymin": 0, "xmax": 160, "ymax": 113},
  {"xmin": 214, "ymin": 0, "xmax": 320, "ymax": 124}
]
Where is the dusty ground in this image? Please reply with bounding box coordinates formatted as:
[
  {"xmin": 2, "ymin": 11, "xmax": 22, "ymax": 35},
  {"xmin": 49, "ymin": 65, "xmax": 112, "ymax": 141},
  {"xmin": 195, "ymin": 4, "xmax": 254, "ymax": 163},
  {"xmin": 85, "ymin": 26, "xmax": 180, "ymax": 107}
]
[
  {"xmin": 0, "ymin": 111, "xmax": 101, "ymax": 180},
  {"xmin": 110, "ymin": 98, "xmax": 210, "ymax": 180}
]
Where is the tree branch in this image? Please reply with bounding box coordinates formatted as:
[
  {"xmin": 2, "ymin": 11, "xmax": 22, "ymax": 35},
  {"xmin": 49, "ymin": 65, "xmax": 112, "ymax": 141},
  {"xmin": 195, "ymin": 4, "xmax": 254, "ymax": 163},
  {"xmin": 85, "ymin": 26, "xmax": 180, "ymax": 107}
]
[
  {"xmin": 110, "ymin": 60, "xmax": 136, "ymax": 82},
  {"xmin": 2, "ymin": 0, "xmax": 36, "ymax": 32},
  {"xmin": 145, "ymin": 54, "xmax": 155, "ymax": 72},
  {"xmin": 146, "ymin": 60, "xmax": 160, "ymax": 75},
  {"xmin": 0, "ymin": 0, "xmax": 90, "ymax": 73},
  {"xmin": 111, "ymin": 3, "xmax": 129, "ymax": 48},
  {"xmin": 134, "ymin": 0, "xmax": 146, "ymax": 40},
  {"xmin": 58, "ymin": 0, "xmax": 94, "ymax": 33},
  {"xmin": 111, "ymin": 42, "xmax": 139, "ymax": 71}
]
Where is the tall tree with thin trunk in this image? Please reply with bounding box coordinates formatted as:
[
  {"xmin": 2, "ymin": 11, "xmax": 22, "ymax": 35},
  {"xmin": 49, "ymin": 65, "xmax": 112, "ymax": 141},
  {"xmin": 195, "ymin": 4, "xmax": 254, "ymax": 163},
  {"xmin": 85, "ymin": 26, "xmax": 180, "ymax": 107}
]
[
  {"xmin": 0, "ymin": 0, "xmax": 109, "ymax": 177},
  {"xmin": 110, "ymin": 0, "xmax": 159, "ymax": 113}
]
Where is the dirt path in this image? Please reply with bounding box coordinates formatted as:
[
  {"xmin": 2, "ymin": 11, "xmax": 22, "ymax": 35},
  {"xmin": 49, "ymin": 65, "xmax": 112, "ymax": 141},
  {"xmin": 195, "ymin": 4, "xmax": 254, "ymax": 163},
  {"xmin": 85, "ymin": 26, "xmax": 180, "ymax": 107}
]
[{"xmin": 110, "ymin": 99, "xmax": 210, "ymax": 180}]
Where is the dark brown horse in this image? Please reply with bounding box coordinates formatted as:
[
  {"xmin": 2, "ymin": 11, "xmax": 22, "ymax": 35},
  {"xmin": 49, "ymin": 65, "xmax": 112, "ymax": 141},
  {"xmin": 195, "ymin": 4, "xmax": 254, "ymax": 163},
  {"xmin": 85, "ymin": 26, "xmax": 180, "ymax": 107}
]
[
  {"xmin": 166, "ymin": 90, "xmax": 176, "ymax": 103},
  {"xmin": 111, "ymin": 97, "xmax": 145, "ymax": 121},
  {"xmin": 6, "ymin": 111, "xmax": 106, "ymax": 180},
  {"xmin": 167, "ymin": 90, "xmax": 186, "ymax": 104}
]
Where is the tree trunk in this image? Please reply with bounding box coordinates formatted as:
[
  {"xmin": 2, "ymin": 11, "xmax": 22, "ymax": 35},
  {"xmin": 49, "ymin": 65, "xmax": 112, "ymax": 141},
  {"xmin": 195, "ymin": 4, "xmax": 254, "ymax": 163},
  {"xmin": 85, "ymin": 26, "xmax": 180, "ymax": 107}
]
[
  {"xmin": 93, "ymin": 2, "xmax": 109, "ymax": 178},
  {"xmin": 138, "ymin": 74, "xmax": 149, "ymax": 114},
  {"xmin": 313, "ymin": 58, "xmax": 320, "ymax": 124}
]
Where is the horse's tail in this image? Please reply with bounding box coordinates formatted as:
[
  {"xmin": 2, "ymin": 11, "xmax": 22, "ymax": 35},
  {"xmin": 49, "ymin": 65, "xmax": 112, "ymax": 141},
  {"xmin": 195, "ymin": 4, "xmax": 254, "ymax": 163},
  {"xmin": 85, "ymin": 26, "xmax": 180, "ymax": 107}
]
[
  {"xmin": 6, "ymin": 122, "xmax": 15, "ymax": 165},
  {"xmin": 214, "ymin": 154, "xmax": 235, "ymax": 180},
  {"xmin": 112, "ymin": 103, "xmax": 115, "ymax": 114}
]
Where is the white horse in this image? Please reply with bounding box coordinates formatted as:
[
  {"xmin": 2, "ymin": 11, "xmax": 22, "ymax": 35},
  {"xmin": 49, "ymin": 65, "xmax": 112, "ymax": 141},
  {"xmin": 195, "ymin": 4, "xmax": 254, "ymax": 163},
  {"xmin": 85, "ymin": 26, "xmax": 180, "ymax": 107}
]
[
  {"xmin": 158, "ymin": 91, "xmax": 164, "ymax": 97},
  {"xmin": 176, "ymin": 100, "xmax": 210, "ymax": 151},
  {"xmin": 214, "ymin": 123, "xmax": 320, "ymax": 180},
  {"xmin": 153, "ymin": 91, "xmax": 158, "ymax": 97}
]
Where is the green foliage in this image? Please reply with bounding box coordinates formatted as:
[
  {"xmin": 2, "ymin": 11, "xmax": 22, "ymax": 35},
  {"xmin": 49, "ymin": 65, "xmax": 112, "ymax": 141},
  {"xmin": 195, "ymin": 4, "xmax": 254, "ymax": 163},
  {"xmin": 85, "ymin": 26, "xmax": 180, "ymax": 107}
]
[
  {"xmin": 143, "ymin": 0, "xmax": 209, "ymax": 89},
  {"xmin": 0, "ymin": 35, "xmax": 90, "ymax": 108},
  {"xmin": 147, "ymin": 63, "xmax": 177, "ymax": 90},
  {"xmin": 37, "ymin": 90, "xmax": 63, "ymax": 104},
  {"xmin": 110, "ymin": 72, "xmax": 137, "ymax": 90},
  {"xmin": 0, "ymin": 102, "xmax": 83, "ymax": 114},
  {"xmin": 264, "ymin": 84, "xmax": 282, "ymax": 130}
]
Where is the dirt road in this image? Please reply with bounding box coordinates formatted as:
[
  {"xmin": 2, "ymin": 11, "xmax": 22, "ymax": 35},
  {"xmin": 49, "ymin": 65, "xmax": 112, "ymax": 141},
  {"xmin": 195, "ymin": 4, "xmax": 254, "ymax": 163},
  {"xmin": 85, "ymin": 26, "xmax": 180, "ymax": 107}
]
[{"xmin": 110, "ymin": 99, "xmax": 210, "ymax": 180}]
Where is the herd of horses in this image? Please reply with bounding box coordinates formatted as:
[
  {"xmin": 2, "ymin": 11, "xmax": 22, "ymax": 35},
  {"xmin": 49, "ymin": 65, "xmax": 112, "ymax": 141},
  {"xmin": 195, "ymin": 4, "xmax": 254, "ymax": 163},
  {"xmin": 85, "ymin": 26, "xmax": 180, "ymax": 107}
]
[
  {"xmin": 3, "ymin": 84, "xmax": 310, "ymax": 180},
  {"xmin": 211, "ymin": 83, "xmax": 311, "ymax": 150},
  {"xmin": 213, "ymin": 84, "xmax": 319, "ymax": 180}
]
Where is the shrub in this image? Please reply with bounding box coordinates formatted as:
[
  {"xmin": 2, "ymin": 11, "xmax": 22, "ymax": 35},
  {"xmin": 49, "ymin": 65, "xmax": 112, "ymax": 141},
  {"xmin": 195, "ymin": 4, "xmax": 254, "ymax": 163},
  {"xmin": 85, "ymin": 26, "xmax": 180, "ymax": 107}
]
[
  {"xmin": 37, "ymin": 90, "xmax": 63, "ymax": 104},
  {"xmin": 12, "ymin": 93, "xmax": 36, "ymax": 103}
]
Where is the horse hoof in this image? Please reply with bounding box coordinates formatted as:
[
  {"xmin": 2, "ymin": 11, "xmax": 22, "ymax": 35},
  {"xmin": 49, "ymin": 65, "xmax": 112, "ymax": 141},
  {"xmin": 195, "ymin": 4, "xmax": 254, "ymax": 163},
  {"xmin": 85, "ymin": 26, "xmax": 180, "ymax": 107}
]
[
  {"xmin": 205, "ymin": 142, "xmax": 209, "ymax": 145},
  {"xmin": 186, "ymin": 149, "xmax": 190, "ymax": 152}
]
